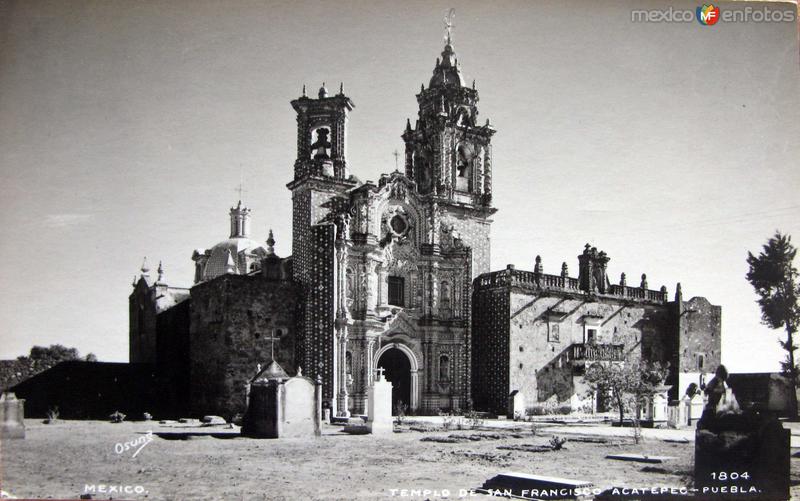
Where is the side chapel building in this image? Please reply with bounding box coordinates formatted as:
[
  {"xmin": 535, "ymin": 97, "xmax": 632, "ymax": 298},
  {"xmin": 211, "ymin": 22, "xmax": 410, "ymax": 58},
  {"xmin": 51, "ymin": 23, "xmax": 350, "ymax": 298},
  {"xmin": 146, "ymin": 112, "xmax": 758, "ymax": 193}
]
[{"xmin": 130, "ymin": 37, "xmax": 722, "ymax": 418}]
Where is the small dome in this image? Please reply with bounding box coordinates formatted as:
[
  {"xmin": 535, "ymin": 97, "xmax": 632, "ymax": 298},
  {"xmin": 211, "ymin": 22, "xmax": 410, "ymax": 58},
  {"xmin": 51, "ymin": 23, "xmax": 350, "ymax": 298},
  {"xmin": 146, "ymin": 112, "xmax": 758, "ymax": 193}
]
[
  {"xmin": 429, "ymin": 44, "xmax": 466, "ymax": 88},
  {"xmin": 202, "ymin": 237, "xmax": 267, "ymax": 281}
]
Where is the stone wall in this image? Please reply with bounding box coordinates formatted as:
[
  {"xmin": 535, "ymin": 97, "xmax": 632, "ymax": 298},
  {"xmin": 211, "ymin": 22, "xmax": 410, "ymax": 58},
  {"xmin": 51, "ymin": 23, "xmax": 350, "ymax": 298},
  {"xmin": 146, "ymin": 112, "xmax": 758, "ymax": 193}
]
[
  {"xmin": 156, "ymin": 299, "xmax": 191, "ymax": 417},
  {"xmin": 471, "ymin": 287, "xmax": 509, "ymax": 413},
  {"xmin": 470, "ymin": 264, "xmax": 722, "ymax": 414},
  {"xmin": 188, "ymin": 273, "xmax": 301, "ymax": 419},
  {"xmin": 443, "ymin": 212, "xmax": 491, "ymax": 278},
  {"xmin": 129, "ymin": 281, "xmax": 157, "ymax": 363},
  {"xmin": 678, "ymin": 296, "xmax": 722, "ymax": 373},
  {"xmin": 299, "ymin": 223, "xmax": 337, "ymax": 409},
  {"xmin": 506, "ymin": 291, "xmax": 671, "ymax": 407}
]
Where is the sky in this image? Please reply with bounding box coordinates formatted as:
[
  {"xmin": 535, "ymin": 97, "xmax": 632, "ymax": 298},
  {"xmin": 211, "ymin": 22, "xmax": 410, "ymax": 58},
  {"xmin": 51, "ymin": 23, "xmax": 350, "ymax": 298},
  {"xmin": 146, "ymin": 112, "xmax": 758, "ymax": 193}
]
[{"xmin": 0, "ymin": 0, "xmax": 798, "ymax": 372}]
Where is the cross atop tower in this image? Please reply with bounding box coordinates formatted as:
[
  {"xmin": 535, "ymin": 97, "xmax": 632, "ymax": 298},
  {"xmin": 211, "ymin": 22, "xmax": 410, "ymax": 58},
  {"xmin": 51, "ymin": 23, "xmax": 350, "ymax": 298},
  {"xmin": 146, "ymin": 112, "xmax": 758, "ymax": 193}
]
[
  {"xmin": 443, "ymin": 8, "xmax": 455, "ymax": 45},
  {"xmin": 235, "ymin": 171, "xmax": 248, "ymax": 204}
]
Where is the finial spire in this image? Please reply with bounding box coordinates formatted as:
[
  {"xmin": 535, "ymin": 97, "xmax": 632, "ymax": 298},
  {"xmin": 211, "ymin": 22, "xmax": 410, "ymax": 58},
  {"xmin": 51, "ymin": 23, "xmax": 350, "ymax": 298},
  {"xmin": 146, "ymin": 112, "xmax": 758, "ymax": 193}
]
[
  {"xmin": 266, "ymin": 229, "xmax": 275, "ymax": 254},
  {"xmin": 443, "ymin": 8, "xmax": 455, "ymax": 46},
  {"xmin": 302, "ymin": 84, "xmax": 307, "ymax": 97},
  {"xmin": 235, "ymin": 171, "xmax": 247, "ymax": 205},
  {"xmin": 339, "ymin": 82, "xmax": 343, "ymax": 94},
  {"xmin": 157, "ymin": 261, "xmax": 164, "ymax": 283},
  {"xmin": 392, "ymin": 149, "xmax": 400, "ymax": 171},
  {"xmin": 140, "ymin": 257, "xmax": 150, "ymax": 277}
]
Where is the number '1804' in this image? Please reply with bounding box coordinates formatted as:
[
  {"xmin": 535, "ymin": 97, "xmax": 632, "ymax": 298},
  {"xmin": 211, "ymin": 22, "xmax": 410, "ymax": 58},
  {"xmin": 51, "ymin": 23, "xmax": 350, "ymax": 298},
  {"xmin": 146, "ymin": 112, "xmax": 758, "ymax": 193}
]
[{"xmin": 710, "ymin": 472, "xmax": 750, "ymax": 481}]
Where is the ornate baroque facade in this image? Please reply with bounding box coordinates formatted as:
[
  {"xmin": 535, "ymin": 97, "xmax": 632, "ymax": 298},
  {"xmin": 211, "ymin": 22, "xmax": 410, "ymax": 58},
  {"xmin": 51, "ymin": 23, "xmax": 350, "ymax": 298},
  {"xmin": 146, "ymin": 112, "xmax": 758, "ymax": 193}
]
[{"xmin": 129, "ymin": 39, "xmax": 721, "ymax": 419}]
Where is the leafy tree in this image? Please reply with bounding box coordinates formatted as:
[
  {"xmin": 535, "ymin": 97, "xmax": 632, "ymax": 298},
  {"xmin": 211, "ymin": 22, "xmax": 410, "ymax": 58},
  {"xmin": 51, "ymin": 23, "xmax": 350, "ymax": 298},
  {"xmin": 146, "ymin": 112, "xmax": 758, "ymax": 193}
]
[
  {"xmin": 584, "ymin": 360, "xmax": 666, "ymax": 427},
  {"xmin": 746, "ymin": 231, "xmax": 800, "ymax": 417}
]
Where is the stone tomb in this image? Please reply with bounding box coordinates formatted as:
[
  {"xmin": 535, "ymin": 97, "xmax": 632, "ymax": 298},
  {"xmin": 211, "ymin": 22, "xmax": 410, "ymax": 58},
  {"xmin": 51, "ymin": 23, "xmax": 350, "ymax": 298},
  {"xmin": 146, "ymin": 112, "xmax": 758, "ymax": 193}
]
[
  {"xmin": 508, "ymin": 390, "xmax": 525, "ymax": 420},
  {"xmin": 241, "ymin": 362, "xmax": 321, "ymax": 438},
  {"xmin": 0, "ymin": 392, "xmax": 25, "ymax": 439},
  {"xmin": 479, "ymin": 472, "xmax": 593, "ymax": 500}
]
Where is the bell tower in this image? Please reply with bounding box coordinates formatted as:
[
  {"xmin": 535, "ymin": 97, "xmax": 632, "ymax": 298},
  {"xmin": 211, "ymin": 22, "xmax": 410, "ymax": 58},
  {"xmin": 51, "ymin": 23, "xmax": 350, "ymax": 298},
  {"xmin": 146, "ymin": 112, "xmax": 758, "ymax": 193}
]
[
  {"xmin": 402, "ymin": 41, "xmax": 496, "ymax": 209},
  {"xmin": 287, "ymin": 83, "xmax": 357, "ymax": 285},
  {"xmin": 291, "ymin": 83, "xmax": 354, "ymax": 182},
  {"xmin": 401, "ymin": 35, "xmax": 498, "ymax": 277}
]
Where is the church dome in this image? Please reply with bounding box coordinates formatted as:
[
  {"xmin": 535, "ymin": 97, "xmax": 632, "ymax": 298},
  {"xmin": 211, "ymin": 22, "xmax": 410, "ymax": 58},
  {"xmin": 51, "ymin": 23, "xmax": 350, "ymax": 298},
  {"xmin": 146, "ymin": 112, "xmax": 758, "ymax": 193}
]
[
  {"xmin": 202, "ymin": 237, "xmax": 267, "ymax": 280},
  {"xmin": 429, "ymin": 44, "xmax": 466, "ymax": 88},
  {"xmin": 193, "ymin": 201, "xmax": 273, "ymax": 283}
]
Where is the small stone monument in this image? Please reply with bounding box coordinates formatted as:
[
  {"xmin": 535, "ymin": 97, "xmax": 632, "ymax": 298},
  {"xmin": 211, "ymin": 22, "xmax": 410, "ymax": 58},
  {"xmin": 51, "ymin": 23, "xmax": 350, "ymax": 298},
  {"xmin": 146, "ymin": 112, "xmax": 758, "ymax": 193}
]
[
  {"xmin": 367, "ymin": 367, "xmax": 393, "ymax": 435},
  {"xmin": 241, "ymin": 362, "xmax": 321, "ymax": 439},
  {"xmin": 688, "ymin": 392, "xmax": 704, "ymax": 425},
  {"xmin": 0, "ymin": 392, "xmax": 25, "ymax": 439},
  {"xmin": 644, "ymin": 385, "xmax": 671, "ymax": 424},
  {"xmin": 508, "ymin": 390, "xmax": 525, "ymax": 420}
]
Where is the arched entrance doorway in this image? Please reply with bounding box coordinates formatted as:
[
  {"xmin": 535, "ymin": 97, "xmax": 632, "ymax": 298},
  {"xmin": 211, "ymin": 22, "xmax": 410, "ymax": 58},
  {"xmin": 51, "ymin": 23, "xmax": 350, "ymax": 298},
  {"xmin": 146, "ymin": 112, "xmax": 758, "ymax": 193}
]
[{"xmin": 377, "ymin": 347, "xmax": 412, "ymax": 414}]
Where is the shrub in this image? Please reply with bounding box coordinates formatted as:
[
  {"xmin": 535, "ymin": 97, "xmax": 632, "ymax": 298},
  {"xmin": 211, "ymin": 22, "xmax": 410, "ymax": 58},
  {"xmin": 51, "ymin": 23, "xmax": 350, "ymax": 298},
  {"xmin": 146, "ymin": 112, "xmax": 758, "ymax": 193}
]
[
  {"xmin": 465, "ymin": 410, "xmax": 484, "ymax": 430},
  {"xmin": 44, "ymin": 406, "xmax": 59, "ymax": 424},
  {"xmin": 394, "ymin": 401, "xmax": 408, "ymax": 425},
  {"xmin": 549, "ymin": 436, "xmax": 566, "ymax": 450},
  {"xmin": 109, "ymin": 411, "xmax": 126, "ymax": 423}
]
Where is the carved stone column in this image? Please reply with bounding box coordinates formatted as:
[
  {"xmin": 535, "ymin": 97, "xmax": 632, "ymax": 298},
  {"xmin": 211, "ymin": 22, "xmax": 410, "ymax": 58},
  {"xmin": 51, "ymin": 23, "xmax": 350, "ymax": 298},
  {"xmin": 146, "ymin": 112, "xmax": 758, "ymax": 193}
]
[
  {"xmin": 484, "ymin": 144, "xmax": 492, "ymax": 195},
  {"xmin": 334, "ymin": 216, "xmax": 350, "ymax": 416},
  {"xmin": 365, "ymin": 260, "xmax": 377, "ymax": 315},
  {"xmin": 378, "ymin": 263, "xmax": 388, "ymax": 307},
  {"xmin": 430, "ymin": 262, "xmax": 440, "ymax": 317},
  {"xmin": 336, "ymin": 331, "xmax": 349, "ymax": 416}
]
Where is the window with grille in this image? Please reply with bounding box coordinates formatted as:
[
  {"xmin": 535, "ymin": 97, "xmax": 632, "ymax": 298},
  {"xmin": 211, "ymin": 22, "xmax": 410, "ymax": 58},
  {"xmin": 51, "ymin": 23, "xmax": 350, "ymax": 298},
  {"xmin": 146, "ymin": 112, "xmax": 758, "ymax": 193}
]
[{"xmin": 388, "ymin": 276, "xmax": 405, "ymax": 307}]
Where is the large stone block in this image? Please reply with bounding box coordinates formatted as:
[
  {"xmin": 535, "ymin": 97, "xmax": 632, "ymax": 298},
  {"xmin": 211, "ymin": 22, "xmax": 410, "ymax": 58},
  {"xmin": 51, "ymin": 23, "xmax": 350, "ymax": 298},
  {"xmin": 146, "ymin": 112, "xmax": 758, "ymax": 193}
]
[{"xmin": 694, "ymin": 412, "xmax": 789, "ymax": 500}]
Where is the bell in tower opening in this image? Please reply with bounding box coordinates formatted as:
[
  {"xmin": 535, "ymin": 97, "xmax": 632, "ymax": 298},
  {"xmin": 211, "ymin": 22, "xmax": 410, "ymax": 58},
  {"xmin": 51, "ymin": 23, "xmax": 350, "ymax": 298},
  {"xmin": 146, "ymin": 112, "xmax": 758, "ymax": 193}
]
[{"xmin": 311, "ymin": 127, "xmax": 332, "ymax": 161}]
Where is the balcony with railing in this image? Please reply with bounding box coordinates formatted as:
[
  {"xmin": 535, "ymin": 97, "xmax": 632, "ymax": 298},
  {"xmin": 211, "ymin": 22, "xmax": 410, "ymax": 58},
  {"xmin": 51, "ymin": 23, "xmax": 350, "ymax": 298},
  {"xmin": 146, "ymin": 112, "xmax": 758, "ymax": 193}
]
[{"xmin": 569, "ymin": 343, "xmax": 625, "ymax": 362}]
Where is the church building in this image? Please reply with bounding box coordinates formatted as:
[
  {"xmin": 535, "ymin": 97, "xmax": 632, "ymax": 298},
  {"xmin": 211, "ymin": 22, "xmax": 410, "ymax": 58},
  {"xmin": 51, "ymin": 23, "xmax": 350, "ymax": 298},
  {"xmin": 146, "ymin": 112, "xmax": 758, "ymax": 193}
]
[{"xmin": 130, "ymin": 36, "xmax": 721, "ymax": 419}]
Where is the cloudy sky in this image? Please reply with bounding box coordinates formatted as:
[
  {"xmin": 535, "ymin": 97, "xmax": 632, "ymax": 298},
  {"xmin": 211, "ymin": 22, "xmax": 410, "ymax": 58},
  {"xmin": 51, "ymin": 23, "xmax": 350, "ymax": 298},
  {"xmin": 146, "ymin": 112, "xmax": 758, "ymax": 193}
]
[{"xmin": 0, "ymin": 0, "xmax": 798, "ymax": 372}]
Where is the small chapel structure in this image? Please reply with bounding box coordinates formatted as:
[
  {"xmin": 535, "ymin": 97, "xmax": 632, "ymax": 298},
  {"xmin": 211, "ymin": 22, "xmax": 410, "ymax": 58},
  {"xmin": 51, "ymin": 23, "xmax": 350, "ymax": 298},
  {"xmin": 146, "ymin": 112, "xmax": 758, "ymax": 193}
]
[{"xmin": 129, "ymin": 32, "xmax": 721, "ymax": 419}]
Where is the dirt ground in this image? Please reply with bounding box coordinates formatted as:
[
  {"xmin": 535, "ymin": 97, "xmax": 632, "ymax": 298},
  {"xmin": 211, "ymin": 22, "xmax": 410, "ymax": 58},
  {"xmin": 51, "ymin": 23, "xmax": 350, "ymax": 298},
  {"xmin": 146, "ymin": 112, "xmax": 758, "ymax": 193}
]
[{"xmin": 0, "ymin": 419, "xmax": 796, "ymax": 501}]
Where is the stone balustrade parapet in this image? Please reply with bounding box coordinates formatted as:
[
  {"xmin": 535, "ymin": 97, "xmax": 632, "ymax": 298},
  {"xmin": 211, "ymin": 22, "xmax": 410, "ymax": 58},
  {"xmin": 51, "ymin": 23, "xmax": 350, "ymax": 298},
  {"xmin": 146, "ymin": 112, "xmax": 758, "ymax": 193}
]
[{"xmin": 473, "ymin": 268, "xmax": 668, "ymax": 303}]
